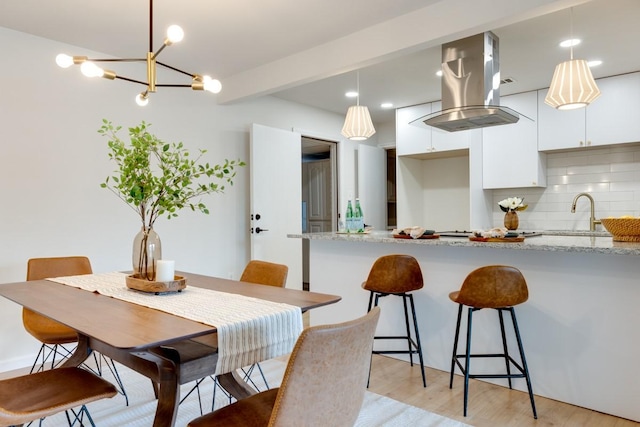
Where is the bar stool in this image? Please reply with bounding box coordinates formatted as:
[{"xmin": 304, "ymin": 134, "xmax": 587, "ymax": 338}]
[
  {"xmin": 362, "ymin": 254, "xmax": 426, "ymax": 387},
  {"xmin": 449, "ymin": 265, "xmax": 537, "ymax": 418}
]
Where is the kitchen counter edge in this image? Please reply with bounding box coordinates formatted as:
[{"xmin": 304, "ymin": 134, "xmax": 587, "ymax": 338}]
[{"xmin": 288, "ymin": 231, "xmax": 640, "ymax": 256}]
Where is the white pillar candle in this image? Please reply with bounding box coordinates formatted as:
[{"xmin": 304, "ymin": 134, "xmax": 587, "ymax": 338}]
[{"xmin": 156, "ymin": 260, "xmax": 175, "ymax": 282}]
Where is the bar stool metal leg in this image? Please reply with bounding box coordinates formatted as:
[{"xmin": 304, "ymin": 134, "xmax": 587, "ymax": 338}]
[
  {"xmin": 498, "ymin": 309, "xmax": 513, "ymax": 389},
  {"xmin": 408, "ymin": 294, "xmax": 426, "ymax": 387},
  {"xmin": 509, "ymin": 307, "xmax": 538, "ymax": 419}
]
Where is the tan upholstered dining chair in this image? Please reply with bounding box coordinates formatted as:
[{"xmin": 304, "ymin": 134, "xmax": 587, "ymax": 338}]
[
  {"xmin": 23, "ymin": 256, "xmax": 128, "ymax": 403},
  {"xmin": 187, "ymin": 306, "xmax": 381, "ymax": 427},
  {"xmin": 0, "ymin": 366, "xmax": 117, "ymax": 426}
]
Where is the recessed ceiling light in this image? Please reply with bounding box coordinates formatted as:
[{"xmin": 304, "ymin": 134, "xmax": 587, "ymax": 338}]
[
  {"xmin": 345, "ymin": 91, "xmax": 358, "ymax": 98},
  {"xmin": 559, "ymin": 38, "xmax": 581, "ymax": 48},
  {"xmin": 435, "ymin": 70, "xmax": 443, "ymax": 77},
  {"xmin": 587, "ymin": 60, "xmax": 602, "ymax": 67},
  {"xmin": 380, "ymin": 102, "xmax": 393, "ymax": 109}
]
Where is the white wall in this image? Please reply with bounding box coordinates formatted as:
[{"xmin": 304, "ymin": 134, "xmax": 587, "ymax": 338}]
[
  {"xmin": 0, "ymin": 27, "xmax": 346, "ymax": 370},
  {"xmin": 492, "ymin": 144, "xmax": 640, "ymax": 231}
]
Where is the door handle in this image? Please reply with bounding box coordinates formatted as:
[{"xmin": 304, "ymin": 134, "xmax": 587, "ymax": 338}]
[{"xmin": 255, "ymin": 227, "xmax": 268, "ymax": 234}]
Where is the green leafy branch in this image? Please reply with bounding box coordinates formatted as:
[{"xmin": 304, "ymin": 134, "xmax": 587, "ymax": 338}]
[{"xmin": 99, "ymin": 119, "xmax": 245, "ymax": 228}]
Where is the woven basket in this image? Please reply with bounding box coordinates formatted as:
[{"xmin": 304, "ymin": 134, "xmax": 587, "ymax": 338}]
[{"xmin": 600, "ymin": 217, "xmax": 640, "ymax": 242}]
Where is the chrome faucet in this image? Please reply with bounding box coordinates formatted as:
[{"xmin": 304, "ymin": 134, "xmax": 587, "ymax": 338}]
[{"xmin": 571, "ymin": 192, "xmax": 601, "ymax": 231}]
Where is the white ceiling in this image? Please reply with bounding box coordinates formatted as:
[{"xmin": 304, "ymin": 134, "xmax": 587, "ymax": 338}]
[{"xmin": 1, "ymin": 0, "xmax": 639, "ymax": 127}]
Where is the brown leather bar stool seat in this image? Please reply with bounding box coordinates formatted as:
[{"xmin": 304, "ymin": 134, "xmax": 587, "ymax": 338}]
[
  {"xmin": 362, "ymin": 254, "xmax": 426, "ymax": 387},
  {"xmin": 449, "ymin": 265, "xmax": 537, "ymax": 418}
]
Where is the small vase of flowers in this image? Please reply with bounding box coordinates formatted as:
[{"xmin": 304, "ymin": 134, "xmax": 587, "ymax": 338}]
[{"xmin": 498, "ymin": 197, "xmax": 528, "ymax": 230}]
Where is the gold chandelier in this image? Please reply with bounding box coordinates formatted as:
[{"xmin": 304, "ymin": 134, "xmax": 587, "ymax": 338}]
[{"xmin": 55, "ymin": 0, "xmax": 220, "ymax": 106}]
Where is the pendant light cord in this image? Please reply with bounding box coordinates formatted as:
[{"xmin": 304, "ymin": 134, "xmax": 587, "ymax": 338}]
[
  {"xmin": 569, "ymin": 7, "xmax": 574, "ymax": 60},
  {"xmin": 356, "ymin": 71, "xmax": 361, "ymax": 106}
]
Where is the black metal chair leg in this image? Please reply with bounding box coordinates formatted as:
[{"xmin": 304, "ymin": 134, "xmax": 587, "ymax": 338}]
[
  {"xmin": 498, "ymin": 308, "xmax": 513, "ymax": 389},
  {"xmin": 408, "ymin": 294, "xmax": 426, "ymax": 387},
  {"xmin": 509, "ymin": 307, "xmax": 538, "ymax": 419},
  {"xmin": 463, "ymin": 307, "xmax": 474, "ymax": 417},
  {"xmin": 450, "ymin": 303, "xmax": 463, "ymax": 388},
  {"xmin": 402, "ymin": 295, "xmax": 414, "ymax": 366}
]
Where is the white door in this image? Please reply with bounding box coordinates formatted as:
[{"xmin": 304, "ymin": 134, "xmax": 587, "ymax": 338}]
[{"xmin": 250, "ymin": 124, "xmax": 302, "ymax": 289}]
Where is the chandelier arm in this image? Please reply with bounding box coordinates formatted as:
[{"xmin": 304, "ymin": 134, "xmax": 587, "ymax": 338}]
[
  {"xmin": 149, "ymin": 0, "xmax": 154, "ymax": 52},
  {"xmin": 87, "ymin": 58, "xmax": 147, "ymax": 63},
  {"xmin": 156, "ymin": 61, "xmax": 196, "ymax": 78},
  {"xmin": 114, "ymin": 75, "xmax": 149, "ymax": 86},
  {"xmin": 155, "ymin": 84, "xmax": 193, "ymax": 88}
]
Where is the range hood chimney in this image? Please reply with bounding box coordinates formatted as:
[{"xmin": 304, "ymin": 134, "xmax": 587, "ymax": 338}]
[{"xmin": 415, "ymin": 31, "xmax": 520, "ymax": 132}]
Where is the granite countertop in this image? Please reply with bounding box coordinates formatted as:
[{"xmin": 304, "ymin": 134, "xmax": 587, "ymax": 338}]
[{"xmin": 289, "ymin": 231, "xmax": 640, "ymax": 256}]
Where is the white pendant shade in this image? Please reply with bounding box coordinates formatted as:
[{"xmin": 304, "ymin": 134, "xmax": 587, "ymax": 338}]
[
  {"xmin": 341, "ymin": 105, "xmax": 376, "ymax": 141},
  {"xmin": 545, "ymin": 58, "xmax": 601, "ymax": 110}
]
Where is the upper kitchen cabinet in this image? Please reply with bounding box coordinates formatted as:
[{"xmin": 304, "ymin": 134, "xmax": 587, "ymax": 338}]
[
  {"xmin": 538, "ymin": 72, "xmax": 640, "ymax": 150},
  {"xmin": 587, "ymin": 72, "xmax": 640, "ymax": 146},
  {"xmin": 396, "ymin": 102, "xmax": 469, "ymax": 158},
  {"xmin": 482, "ymin": 91, "xmax": 546, "ymax": 189},
  {"xmin": 396, "ymin": 104, "xmax": 431, "ymax": 157}
]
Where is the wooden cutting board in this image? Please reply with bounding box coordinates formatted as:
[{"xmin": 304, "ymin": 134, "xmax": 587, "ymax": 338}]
[{"xmin": 393, "ymin": 234, "xmax": 440, "ymax": 239}]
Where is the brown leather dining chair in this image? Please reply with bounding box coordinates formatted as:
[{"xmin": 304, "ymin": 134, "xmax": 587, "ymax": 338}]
[
  {"xmin": 182, "ymin": 260, "xmax": 289, "ymax": 414},
  {"xmin": 0, "ymin": 366, "xmax": 117, "ymax": 426},
  {"xmin": 187, "ymin": 306, "xmax": 381, "ymax": 427},
  {"xmin": 23, "ymin": 256, "xmax": 128, "ymax": 403}
]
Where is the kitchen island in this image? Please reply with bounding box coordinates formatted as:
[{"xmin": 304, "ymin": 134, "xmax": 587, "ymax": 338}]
[{"xmin": 291, "ymin": 231, "xmax": 640, "ymax": 422}]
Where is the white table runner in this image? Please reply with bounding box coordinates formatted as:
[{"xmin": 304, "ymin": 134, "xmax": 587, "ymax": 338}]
[{"xmin": 47, "ymin": 272, "xmax": 303, "ymax": 375}]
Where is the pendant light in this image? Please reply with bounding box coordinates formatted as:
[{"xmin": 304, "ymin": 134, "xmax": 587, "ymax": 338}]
[
  {"xmin": 544, "ymin": 7, "xmax": 600, "ymax": 110},
  {"xmin": 341, "ymin": 72, "xmax": 376, "ymax": 140}
]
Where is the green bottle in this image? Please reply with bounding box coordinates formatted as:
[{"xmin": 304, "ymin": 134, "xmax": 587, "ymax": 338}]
[
  {"xmin": 355, "ymin": 198, "xmax": 364, "ymax": 232},
  {"xmin": 346, "ymin": 200, "xmax": 354, "ymax": 232}
]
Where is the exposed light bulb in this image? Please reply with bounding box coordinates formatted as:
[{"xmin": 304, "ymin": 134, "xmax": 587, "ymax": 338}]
[
  {"xmin": 80, "ymin": 61, "xmax": 104, "ymax": 78},
  {"xmin": 166, "ymin": 25, "xmax": 184, "ymax": 44},
  {"xmin": 136, "ymin": 92, "xmax": 149, "ymax": 106},
  {"xmin": 202, "ymin": 76, "xmax": 222, "ymax": 93},
  {"xmin": 56, "ymin": 54, "xmax": 74, "ymax": 68}
]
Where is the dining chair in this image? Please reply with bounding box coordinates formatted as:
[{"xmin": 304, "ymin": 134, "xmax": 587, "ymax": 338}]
[
  {"xmin": 187, "ymin": 306, "xmax": 381, "ymax": 427},
  {"xmin": 181, "ymin": 260, "xmax": 289, "ymax": 415},
  {"xmin": 23, "ymin": 256, "xmax": 128, "ymax": 404},
  {"xmin": 0, "ymin": 366, "xmax": 117, "ymax": 426}
]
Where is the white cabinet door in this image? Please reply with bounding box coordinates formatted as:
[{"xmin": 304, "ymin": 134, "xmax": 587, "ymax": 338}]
[
  {"xmin": 482, "ymin": 91, "xmax": 546, "ymax": 189},
  {"xmin": 396, "ymin": 103, "xmax": 432, "ymax": 156},
  {"xmin": 587, "ymin": 72, "xmax": 640, "ymax": 146},
  {"xmin": 537, "ymin": 89, "xmax": 587, "ymax": 151},
  {"xmin": 430, "ymin": 101, "xmax": 471, "ymax": 152}
]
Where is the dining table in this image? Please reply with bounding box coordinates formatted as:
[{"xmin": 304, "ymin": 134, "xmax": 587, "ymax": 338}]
[{"xmin": 0, "ymin": 271, "xmax": 341, "ymax": 427}]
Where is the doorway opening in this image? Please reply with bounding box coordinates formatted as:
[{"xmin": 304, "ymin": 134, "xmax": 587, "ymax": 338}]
[{"xmin": 301, "ymin": 136, "xmax": 338, "ymax": 291}]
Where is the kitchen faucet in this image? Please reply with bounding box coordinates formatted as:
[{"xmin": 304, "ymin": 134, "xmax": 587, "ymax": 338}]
[{"xmin": 571, "ymin": 192, "xmax": 601, "ymax": 231}]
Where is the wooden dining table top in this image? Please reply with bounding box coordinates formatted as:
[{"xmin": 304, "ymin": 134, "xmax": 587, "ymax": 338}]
[{"xmin": 0, "ymin": 271, "xmax": 342, "ymax": 351}]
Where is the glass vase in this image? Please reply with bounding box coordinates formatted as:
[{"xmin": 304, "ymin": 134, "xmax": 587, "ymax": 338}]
[
  {"xmin": 504, "ymin": 211, "xmax": 519, "ymax": 230},
  {"xmin": 132, "ymin": 226, "xmax": 162, "ymax": 281}
]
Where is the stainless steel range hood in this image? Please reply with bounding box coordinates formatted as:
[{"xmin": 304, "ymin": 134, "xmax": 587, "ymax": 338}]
[{"xmin": 414, "ymin": 31, "xmax": 520, "ymax": 132}]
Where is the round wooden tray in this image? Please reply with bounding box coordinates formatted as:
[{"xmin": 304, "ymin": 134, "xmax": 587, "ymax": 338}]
[{"xmin": 126, "ymin": 274, "xmax": 187, "ymax": 294}]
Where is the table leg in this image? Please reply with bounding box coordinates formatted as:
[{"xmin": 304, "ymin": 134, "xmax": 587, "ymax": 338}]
[
  {"xmin": 217, "ymin": 370, "xmax": 258, "ymax": 400},
  {"xmin": 60, "ymin": 334, "xmax": 92, "ymax": 368},
  {"xmin": 133, "ymin": 351, "xmax": 180, "ymax": 427}
]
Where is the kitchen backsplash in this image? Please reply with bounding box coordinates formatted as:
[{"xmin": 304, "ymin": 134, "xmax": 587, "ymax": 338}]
[{"xmin": 492, "ymin": 143, "xmax": 640, "ymax": 231}]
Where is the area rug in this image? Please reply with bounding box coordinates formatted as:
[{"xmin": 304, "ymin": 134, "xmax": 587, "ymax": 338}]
[{"xmin": 43, "ymin": 359, "xmax": 469, "ymax": 426}]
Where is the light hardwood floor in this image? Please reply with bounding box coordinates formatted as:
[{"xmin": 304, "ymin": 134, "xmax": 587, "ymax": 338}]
[{"xmin": 367, "ymin": 354, "xmax": 638, "ymax": 427}]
